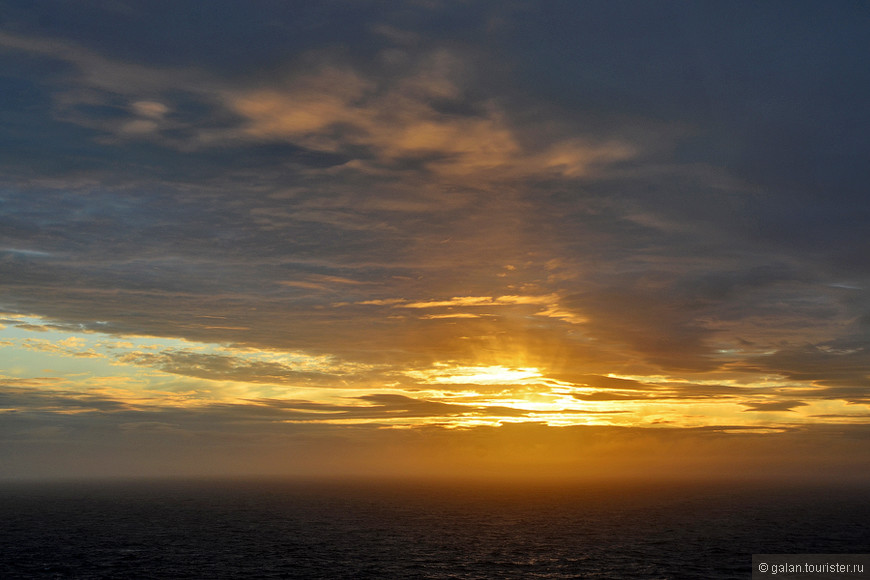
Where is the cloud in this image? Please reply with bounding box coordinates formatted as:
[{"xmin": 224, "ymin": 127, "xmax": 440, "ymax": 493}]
[
  {"xmin": 0, "ymin": 382, "xmax": 529, "ymax": 430},
  {"xmin": 116, "ymin": 349, "xmax": 352, "ymax": 386},
  {"xmin": 22, "ymin": 337, "xmax": 102, "ymax": 358},
  {"xmin": 421, "ymin": 313, "xmax": 483, "ymax": 319},
  {"xmin": 370, "ymin": 23, "xmax": 421, "ymax": 46},
  {"xmin": 560, "ymin": 285, "xmax": 719, "ymax": 372},
  {"xmin": 568, "ymin": 378, "xmax": 758, "ymax": 404},
  {"xmin": 277, "ymin": 274, "xmax": 373, "ymax": 291},
  {"xmin": 226, "ymin": 50, "xmax": 635, "ymax": 181},
  {"xmin": 0, "ymin": 30, "xmax": 229, "ymax": 151},
  {"xmin": 738, "ymin": 342, "xmax": 870, "ymax": 399},
  {"xmin": 573, "ymin": 391, "xmax": 654, "ymax": 402},
  {"xmin": 399, "ymin": 294, "xmax": 558, "ymax": 309},
  {"xmin": 0, "ymin": 31, "xmax": 183, "ymax": 94},
  {"xmin": 3, "ymin": 392, "xmax": 870, "ymax": 482},
  {"xmin": 1, "ymin": 27, "xmax": 636, "ymax": 180},
  {"xmin": 131, "ymin": 100, "xmax": 170, "ymax": 119},
  {"xmin": 12, "ymin": 323, "xmax": 50, "ymax": 332},
  {"xmin": 0, "ymin": 385, "xmax": 133, "ymax": 414},
  {"xmin": 742, "ymin": 400, "xmax": 808, "ymax": 413}
]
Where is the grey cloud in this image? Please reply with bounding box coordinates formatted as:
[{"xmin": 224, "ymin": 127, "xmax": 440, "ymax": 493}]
[
  {"xmin": 11, "ymin": 323, "xmax": 50, "ymax": 332},
  {"xmin": 571, "ymin": 381, "xmax": 753, "ymax": 403},
  {"xmin": 562, "ymin": 284, "xmax": 719, "ymax": 372},
  {"xmin": 117, "ymin": 350, "xmax": 341, "ymax": 386},
  {"xmin": 554, "ymin": 374, "xmax": 653, "ymax": 391},
  {"xmin": 0, "ymin": 385, "xmax": 134, "ymax": 415},
  {"xmin": 255, "ymin": 393, "xmax": 530, "ymax": 420},
  {"xmin": 740, "ymin": 342, "xmax": 870, "ymax": 393},
  {"xmin": 572, "ymin": 392, "xmax": 650, "ymax": 402},
  {"xmin": 0, "ymin": 30, "xmax": 230, "ymax": 152},
  {"xmin": 0, "ymin": 385, "xmax": 520, "ymax": 434},
  {"xmin": 674, "ymin": 264, "xmax": 806, "ymax": 306},
  {"xmin": 742, "ymin": 401, "xmax": 808, "ymax": 413},
  {"xmin": 357, "ymin": 393, "xmax": 473, "ymax": 416}
]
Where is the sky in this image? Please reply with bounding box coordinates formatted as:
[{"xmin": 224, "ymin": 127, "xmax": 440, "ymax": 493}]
[{"xmin": 2, "ymin": 0, "xmax": 870, "ymax": 482}]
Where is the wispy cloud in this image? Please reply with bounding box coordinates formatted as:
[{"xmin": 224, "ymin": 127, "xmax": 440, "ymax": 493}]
[
  {"xmin": 228, "ymin": 50, "xmax": 635, "ymax": 181},
  {"xmin": 742, "ymin": 400, "xmax": 808, "ymax": 412}
]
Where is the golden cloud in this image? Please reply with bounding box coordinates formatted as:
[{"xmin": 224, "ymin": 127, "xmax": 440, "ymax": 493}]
[{"xmin": 227, "ymin": 51, "xmax": 635, "ymax": 181}]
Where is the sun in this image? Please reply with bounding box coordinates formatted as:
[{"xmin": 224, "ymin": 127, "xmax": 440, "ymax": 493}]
[{"xmin": 400, "ymin": 362, "xmax": 612, "ymax": 427}]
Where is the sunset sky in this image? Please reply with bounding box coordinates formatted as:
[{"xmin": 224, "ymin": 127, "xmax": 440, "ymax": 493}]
[{"xmin": 2, "ymin": 1, "xmax": 870, "ymax": 481}]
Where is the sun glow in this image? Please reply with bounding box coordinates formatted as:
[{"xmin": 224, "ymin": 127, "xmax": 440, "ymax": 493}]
[{"xmin": 406, "ymin": 364, "xmax": 544, "ymax": 385}]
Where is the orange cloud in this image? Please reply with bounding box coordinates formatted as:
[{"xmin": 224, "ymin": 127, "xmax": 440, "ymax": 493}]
[
  {"xmin": 400, "ymin": 294, "xmax": 559, "ymax": 308},
  {"xmin": 227, "ymin": 51, "xmax": 635, "ymax": 181}
]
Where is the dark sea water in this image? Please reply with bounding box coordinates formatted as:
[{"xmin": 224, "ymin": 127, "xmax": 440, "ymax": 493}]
[{"xmin": 0, "ymin": 478, "xmax": 867, "ymax": 579}]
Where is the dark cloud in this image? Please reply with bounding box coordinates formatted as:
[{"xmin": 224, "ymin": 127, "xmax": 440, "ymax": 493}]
[
  {"xmin": 561, "ymin": 282, "xmax": 720, "ymax": 372},
  {"xmin": 0, "ymin": 385, "xmax": 133, "ymax": 414},
  {"xmin": 10, "ymin": 323, "xmax": 50, "ymax": 332},
  {"xmin": 738, "ymin": 342, "xmax": 870, "ymax": 396},
  {"xmin": 572, "ymin": 392, "xmax": 647, "ymax": 402},
  {"xmin": 742, "ymin": 400, "xmax": 808, "ymax": 413},
  {"xmin": 117, "ymin": 350, "xmax": 341, "ymax": 386},
  {"xmin": 570, "ymin": 380, "xmax": 754, "ymax": 403}
]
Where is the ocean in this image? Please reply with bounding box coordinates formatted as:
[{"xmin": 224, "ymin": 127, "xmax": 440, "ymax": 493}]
[{"xmin": 0, "ymin": 478, "xmax": 867, "ymax": 579}]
